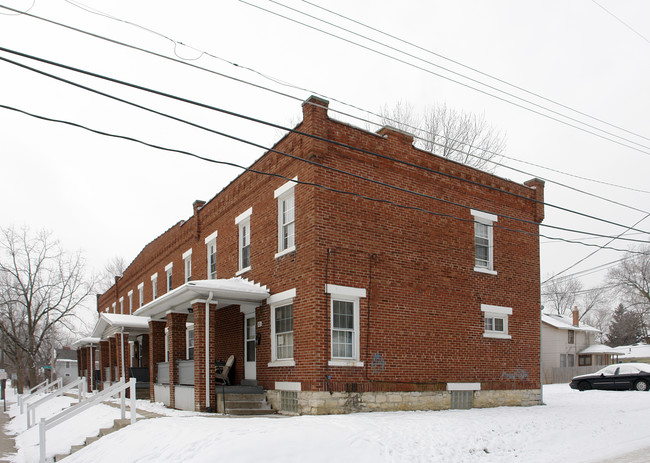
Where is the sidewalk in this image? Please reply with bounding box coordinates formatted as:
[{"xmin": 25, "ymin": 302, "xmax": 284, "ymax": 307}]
[{"xmin": 0, "ymin": 399, "xmax": 16, "ymax": 463}]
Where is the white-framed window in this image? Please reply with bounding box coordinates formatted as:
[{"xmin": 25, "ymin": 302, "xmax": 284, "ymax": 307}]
[
  {"xmin": 165, "ymin": 262, "xmax": 173, "ymax": 292},
  {"xmin": 119, "ymin": 297, "xmax": 124, "ymax": 315},
  {"xmin": 235, "ymin": 208, "xmax": 252, "ymax": 275},
  {"xmin": 568, "ymin": 354, "xmax": 575, "ymax": 367},
  {"xmin": 186, "ymin": 325, "xmax": 194, "ymax": 360},
  {"xmin": 274, "ymin": 177, "xmax": 297, "ymax": 258},
  {"xmin": 326, "ymin": 284, "xmax": 366, "ymax": 366},
  {"xmin": 481, "ymin": 304, "xmax": 512, "ymax": 339},
  {"xmin": 268, "ymin": 288, "xmax": 296, "ymax": 367},
  {"xmin": 183, "ymin": 249, "xmax": 192, "ymax": 283},
  {"xmin": 128, "ymin": 290, "xmax": 133, "ymax": 315},
  {"xmin": 471, "ymin": 209, "xmax": 497, "ymax": 275},
  {"xmin": 164, "ymin": 327, "xmax": 169, "ymax": 362},
  {"xmin": 112, "ymin": 302, "xmax": 116, "ymax": 314},
  {"xmin": 204, "ymin": 230, "xmax": 218, "ymax": 280},
  {"xmin": 151, "ymin": 273, "xmax": 158, "ymax": 300},
  {"xmin": 138, "ymin": 283, "xmax": 144, "ymax": 308}
]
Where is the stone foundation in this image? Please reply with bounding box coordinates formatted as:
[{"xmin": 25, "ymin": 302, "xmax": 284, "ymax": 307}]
[{"xmin": 267, "ymin": 389, "xmax": 542, "ymax": 415}]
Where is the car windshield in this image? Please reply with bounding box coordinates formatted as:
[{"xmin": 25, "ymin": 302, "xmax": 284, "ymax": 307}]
[{"xmin": 598, "ymin": 365, "xmax": 619, "ymax": 376}]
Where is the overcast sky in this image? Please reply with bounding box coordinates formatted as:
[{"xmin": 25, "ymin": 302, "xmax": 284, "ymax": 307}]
[{"xmin": 1, "ymin": 0, "xmax": 649, "ymax": 319}]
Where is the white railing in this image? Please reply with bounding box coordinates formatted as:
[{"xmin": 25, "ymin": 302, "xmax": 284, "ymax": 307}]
[
  {"xmin": 38, "ymin": 378, "xmax": 136, "ymax": 463},
  {"xmin": 17, "ymin": 379, "xmax": 48, "ymax": 410},
  {"xmin": 26, "ymin": 377, "xmax": 86, "ymax": 428},
  {"xmin": 19, "ymin": 379, "xmax": 63, "ymax": 413}
]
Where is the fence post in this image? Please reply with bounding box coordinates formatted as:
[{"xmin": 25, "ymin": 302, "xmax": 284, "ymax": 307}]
[
  {"xmin": 130, "ymin": 378, "xmax": 136, "ymax": 425},
  {"xmin": 39, "ymin": 418, "xmax": 46, "ymax": 463}
]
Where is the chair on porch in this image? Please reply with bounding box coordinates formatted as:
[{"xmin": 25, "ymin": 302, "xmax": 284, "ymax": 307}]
[{"xmin": 215, "ymin": 355, "xmax": 235, "ymax": 386}]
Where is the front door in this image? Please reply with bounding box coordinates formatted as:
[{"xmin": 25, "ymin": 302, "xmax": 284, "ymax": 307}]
[{"xmin": 244, "ymin": 314, "xmax": 256, "ymax": 380}]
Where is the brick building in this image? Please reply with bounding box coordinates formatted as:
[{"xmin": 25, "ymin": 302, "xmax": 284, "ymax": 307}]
[{"xmin": 77, "ymin": 95, "xmax": 545, "ymax": 414}]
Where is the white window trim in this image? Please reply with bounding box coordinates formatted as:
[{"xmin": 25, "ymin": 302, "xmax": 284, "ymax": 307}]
[
  {"xmin": 151, "ymin": 272, "xmax": 158, "ymax": 281},
  {"xmin": 186, "ymin": 323, "xmax": 194, "ymax": 360},
  {"xmin": 112, "ymin": 302, "xmax": 116, "ymax": 313},
  {"xmin": 275, "ymin": 177, "xmax": 297, "ymax": 259},
  {"xmin": 447, "ymin": 382, "xmax": 481, "ymax": 391},
  {"xmin": 481, "ymin": 304, "xmax": 512, "ymax": 339},
  {"xmin": 164, "ymin": 262, "xmax": 173, "ymax": 272},
  {"xmin": 268, "ymin": 288, "xmax": 297, "ymax": 367},
  {"xmin": 138, "ymin": 282, "xmax": 144, "ymax": 308},
  {"xmin": 327, "ymin": 285, "xmax": 365, "ymax": 367},
  {"xmin": 204, "ymin": 230, "xmax": 219, "ymax": 244},
  {"xmin": 184, "ymin": 254, "xmax": 192, "ymax": 283},
  {"xmin": 236, "ymin": 210, "xmax": 252, "ymax": 275},
  {"xmin": 275, "ymin": 381, "xmax": 301, "ymax": 391},
  {"xmin": 164, "ymin": 327, "xmax": 169, "ymax": 363},
  {"xmin": 206, "ymin": 236, "xmax": 217, "ymax": 280},
  {"xmin": 151, "ymin": 273, "xmax": 158, "ymax": 300},
  {"xmin": 182, "ymin": 248, "xmax": 192, "ymax": 260},
  {"xmin": 128, "ymin": 290, "xmax": 133, "ymax": 315},
  {"xmin": 471, "ymin": 209, "xmax": 498, "ymax": 275},
  {"xmin": 119, "ymin": 297, "xmax": 124, "ymax": 315}
]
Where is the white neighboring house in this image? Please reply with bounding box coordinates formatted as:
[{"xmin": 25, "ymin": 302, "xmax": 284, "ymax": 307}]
[
  {"xmin": 615, "ymin": 343, "xmax": 650, "ymax": 364},
  {"xmin": 541, "ymin": 309, "xmax": 620, "ymax": 384},
  {"xmin": 53, "ymin": 347, "xmax": 79, "ymax": 385}
]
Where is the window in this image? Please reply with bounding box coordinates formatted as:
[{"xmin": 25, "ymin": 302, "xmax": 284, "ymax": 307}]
[
  {"xmin": 112, "ymin": 302, "xmax": 116, "ymax": 314},
  {"xmin": 204, "ymin": 231, "xmax": 218, "ymax": 280},
  {"xmin": 138, "ymin": 283, "xmax": 144, "ymax": 308},
  {"xmin": 481, "ymin": 304, "xmax": 512, "ymax": 339},
  {"xmin": 183, "ymin": 249, "xmax": 192, "ymax": 283},
  {"xmin": 268, "ymin": 288, "xmax": 296, "ymax": 367},
  {"xmin": 128, "ymin": 290, "xmax": 133, "ymax": 315},
  {"xmin": 186, "ymin": 327, "xmax": 194, "ymax": 360},
  {"xmin": 151, "ymin": 273, "xmax": 158, "ymax": 300},
  {"xmin": 165, "ymin": 263, "xmax": 173, "ymax": 292},
  {"xmin": 119, "ymin": 297, "xmax": 124, "ymax": 315},
  {"xmin": 164, "ymin": 328, "xmax": 169, "ymax": 362},
  {"xmin": 560, "ymin": 354, "xmax": 567, "ymax": 368},
  {"xmin": 568, "ymin": 354, "xmax": 575, "ymax": 367},
  {"xmin": 578, "ymin": 355, "xmax": 592, "ymax": 366},
  {"xmin": 471, "ymin": 210, "xmax": 497, "ymax": 275},
  {"xmin": 568, "ymin": 330, "xmax": 575, "ymax": 344},
  {"xmin": 326, "ymin": 284, "xmax": 366, "ymax": 366},
  {"xmin": 235, "ymin": 208, "xmax": 252, "ymax": 274},
  {"xmin": 274, "ymin": 177, "xmax": 297, "ymax": 258}
]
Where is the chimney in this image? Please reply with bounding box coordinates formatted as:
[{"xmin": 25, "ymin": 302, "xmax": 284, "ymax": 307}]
[
  {"xmin": 572, "ymin": 306, "xmax": 579, "ymax": 327},
  {"xmin": 193, "ymin": 200, "xmax": 206, "ymax": 216}
]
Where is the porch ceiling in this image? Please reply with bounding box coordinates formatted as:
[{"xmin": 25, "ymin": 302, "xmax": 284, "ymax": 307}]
[{"xmin": 133, "ymin": 277, "xmax": 269, "ymax": 321}]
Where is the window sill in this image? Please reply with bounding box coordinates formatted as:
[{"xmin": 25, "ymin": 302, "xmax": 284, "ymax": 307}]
[
  {"xmin": 483, "ymin": 332, "xmax": 511, "ymax": 340},
  {"xmin": 274, "ymin": 246, "xmax": 296, "ymax": 259},
  {"xmin": 268, "ymin": 360, "xmax": 296, "ymax": 367},
  {"xmin": 235, "ymin": 266, "xmax": 251, "ymax": 277},
  {"xmin": 474, "ymin": 267, "xmax": 497, "ymax": 276},
  {"xmin": 328, "ymin": 359, "xmax": 364, "ymax": 367}
]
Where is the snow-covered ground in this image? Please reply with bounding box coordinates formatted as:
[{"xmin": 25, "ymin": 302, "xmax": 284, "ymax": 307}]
[{"xmin": 5, "ymin": 384, "xmax": 650, "ymax": 462}]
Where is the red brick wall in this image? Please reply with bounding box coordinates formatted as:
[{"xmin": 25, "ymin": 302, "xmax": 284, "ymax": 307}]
[{"xmin": 97, "ymin": 95, "xmax": 543, "ymax": 394}]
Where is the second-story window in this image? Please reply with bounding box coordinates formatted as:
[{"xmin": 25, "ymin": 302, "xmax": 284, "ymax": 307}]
[
  {"xmin": 471, "ymin": 209, "xmax": 498, "ymax": 275},
  {"xmin": 204, "ymin": 231, "xmax": 218, "ymax": 280},
  {"xmin": 165, "ymin": 262, "xmax": 173, "ymax": 292},
  {"xmin": 568, "ymin": 330, "xmax": 575, "ymax": 344},
  {"xmin": 151, "ymin": 273, "xmax": 158, "ymax": 300},
  {"xmin": 138, "ymin": 283, "xmax": 144, "ymax": 308},
  {"xmin": 128, "ymin": 290, "xmax": 133, "ymax": 314},
  {"xmin": 183, "ymin": 249, "xmax": 192, "ymax": 283},
  {"xmin": 274, "ymin": 177, "xmax": 297, "ymax": 258},
  {"xmin": 119, "ymin": 297, "xmax": 124, "ymax": 315},
  {"xmin": 235, "ymin": 207, "xmax": 252, "ymax": 274}
]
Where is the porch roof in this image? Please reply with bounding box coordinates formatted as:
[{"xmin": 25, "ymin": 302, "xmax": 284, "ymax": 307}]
[
  {"xmin": 578, "ymin": 344, "xmax": 626, "ymax": 355},
  {"xmin": 133, "ymin": 277, "xmax": 269, "ymax": 321},
  {"xmin": 71, "ymin": 337, "xmax": 101, "ymax": 349},
  {"xmin": 92, "ymin": 313, "xmax": 152, "ymax": 339}
]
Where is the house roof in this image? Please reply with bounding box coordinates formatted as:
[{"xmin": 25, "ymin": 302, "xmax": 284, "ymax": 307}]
[
  {"xmin": 614, "ymin": 343, "xmax": 650, "ymax": 360},
  {"xmin": 578, "ymin": 344, "xmax": 626, "ymax": 355},
  {"xmin": 55, "ymin": 349, "xmax": 78, "ymax": 361},
  {"xmin": 92, "ymin": 313, "xmax": 152, "ymax": 339},
  {"xmin": 70, "ymin": 337, "xmax": 101, "ymax": 349},
  {"xmin": 541, "ymin": 313, "xmax": 600, "ymax": 333},
  {"xmin": 134, "ymin": 277, "xmax": 269, "ymax": 320}
]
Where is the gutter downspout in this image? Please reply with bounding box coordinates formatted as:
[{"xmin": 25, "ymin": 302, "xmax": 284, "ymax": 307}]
[{"xmin": 206, "ymin": 292, "xmax": 214, "ymax": 411}]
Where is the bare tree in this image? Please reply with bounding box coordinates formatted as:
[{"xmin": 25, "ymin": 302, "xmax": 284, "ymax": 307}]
[
  {"xmin": 542, "ymin": 278, "xmax": 582, "ymax": 316},
  {"xmin": 607, "ymin": 246, "xmax": 650, "ymax": 341},
  {"xmin": 97, "ymin": 255, "xmax": 127, "ymax": 293},
  {"xmin": 379, "ymin": 102, "xmax": 506, "ymax": 172},
  {"xmin": 0, "ymin": 226, "xmax": 94, "ymax": 391}
]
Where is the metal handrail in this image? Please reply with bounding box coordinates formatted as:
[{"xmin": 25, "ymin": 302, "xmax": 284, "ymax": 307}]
[
  {"xmin": 26, "ymin": 377, "xmax": 86, "ymax": 429},
  {"xmin": 20, "ymin": 379, "xmax": 62, "ymax": 413},
  {"xmin": 38, "ymin": 378, "xmax": 136, "ymax": 463}
]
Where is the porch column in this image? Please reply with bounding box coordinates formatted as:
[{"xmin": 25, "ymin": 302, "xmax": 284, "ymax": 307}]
[
  {"xmin": 149, "ymin": 320, "xmax": 166, "ymax": 401},
  {"xmin": 140, "ymin": 334, "xmax": 150, "ymax": 368},
  {"xmin": 99, "ymin": 340, "xmax": 109, "ymax": 390},
  {"xmin": 193, "ymin": 301, "xmax": 217, "ymax": 412},
  {"xmin": 108, "ymin": 337, "xmax": 117, "ymax": 382},
  {"xmin": 85, "ymin": 346, "xmax": 94, "ymax": 392},
  {"xmin": 77, "ymin": 348, "xmax": 83, "ymax": 379},
  {"xmin": 115, "ymin": 333, "xmax": 130, "ymax": 382},
  {"xmin": 167, "ymin": 312, "xmax": 188, "ymax": 409}
]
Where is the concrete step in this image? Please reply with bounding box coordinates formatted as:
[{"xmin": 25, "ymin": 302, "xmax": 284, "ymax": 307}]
[
  {"xmin": 226, "ymin": 400, "xmax": 271, "ymax": 409},
  {"xmin": 226, "ymin": 407, "xmax": 275, "ymax": 416}
]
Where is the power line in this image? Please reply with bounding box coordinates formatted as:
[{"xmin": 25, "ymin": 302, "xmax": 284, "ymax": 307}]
[
  {"xmin": 592, "ymin": 0, "xmax": 650, "ymax": 45},
  {"xmin": 2, "ymin": 101, "xmax": 648, "ymax": 257},
  {"xmin": 241, "ymin": 0, "xmax": 650, "ymax": 156},
  {"xmin": 2, "ymin": 47, "xmax": 650, "ymax": 240},
  {"xmin": 2, "ymin": 3, "xmax": 649, "ymax": 208}
]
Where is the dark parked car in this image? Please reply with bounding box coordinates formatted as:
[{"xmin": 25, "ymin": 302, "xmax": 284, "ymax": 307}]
[{"xmin": 570, "ymin": 363, "xmax": 650, "ymax": 391}]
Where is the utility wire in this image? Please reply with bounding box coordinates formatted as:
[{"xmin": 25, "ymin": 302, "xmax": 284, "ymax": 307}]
[
  {"xmin": 592, "ymin": 0, "xmax": 650, "ymax": 45},
  {"xmin": 2, "ymin": 101, "xmax": 648, "ymax": 256},
  {"xmin": 2, "ymin": 47, "xmax": 650, "ymax": 239},
  {"xmin": 302, "ymin": 0, "xmax": 650, "ymax": 143},
  {"xmin": 2, "ymin": 3, "xmax": 649, "ymax": 204},
  {"xmin": 241, "ymin": 0, "xmax": 650, "ymax": 156}
]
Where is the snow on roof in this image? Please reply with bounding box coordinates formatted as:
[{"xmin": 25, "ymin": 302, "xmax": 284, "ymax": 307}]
[
  {"xmin": 541, "ymin": 313, "xmax": 600, "ymax": 333},
  {"xmin": 92, "ymin": 313, "xmax": 151, "ymax": 338},
  {"xmin": 578, "ymin": 344, "xmax": 626, "ymax": 355},
  {"xmin": 614, "ymin": 343, "xmax": 650, "ymax": 360},
  {"xmin": 70, "ymin": 337, "xmax": 101, "ymax": 349}
]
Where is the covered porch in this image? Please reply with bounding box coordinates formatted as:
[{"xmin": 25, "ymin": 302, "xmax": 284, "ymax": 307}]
[
  {"xmin": 71, "ymin": 337, "xmax": 100, "ymax": 393},
  {"xmin": 134, "ymin": 278, "xmax": 269, "ymax": 411}
]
